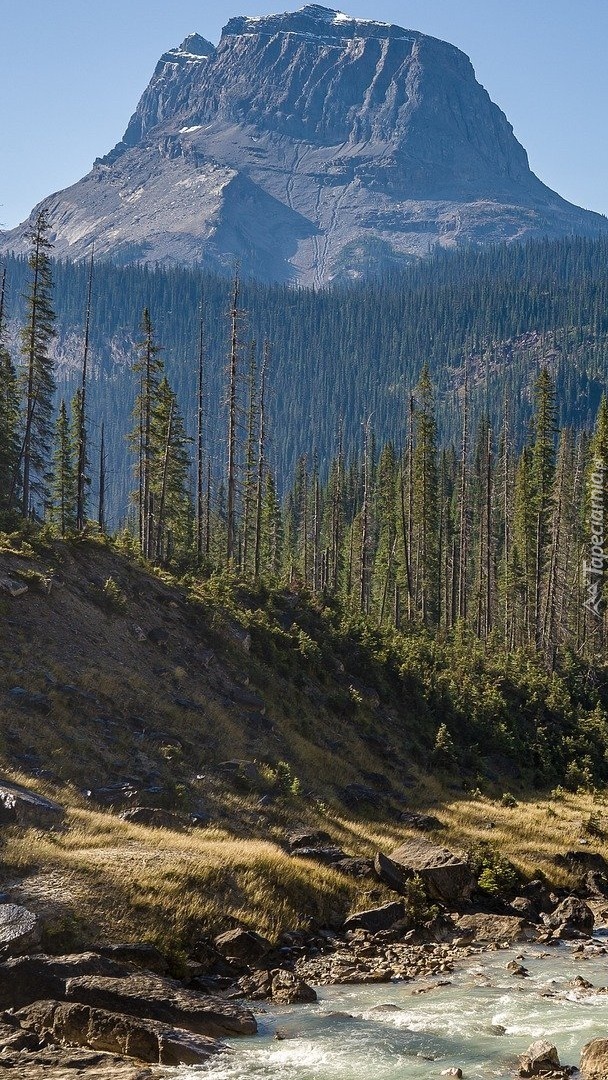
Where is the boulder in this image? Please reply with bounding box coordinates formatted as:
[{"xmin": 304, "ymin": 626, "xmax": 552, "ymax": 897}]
[
  {"xmin": 510, "ymin": 897, "xmax": 537, "ymax": 920},
  {"xmin": 389, "ymin": 837, "xmax": 474, "ymax": 902},
  {"xmin": 456, "ymin": 914, "xmax": 538, "ymax": 944},
  {"xmin": 519, "ymin": 1040, "xmax": 561, "ymax": 1077},
  {"xmin": 374, "ymin": 851, "xmax": 409, "ymax": 893},
  {"xmin": 213, "ymin": 928, "xmax": 271, "ymax": 965},
  {"xmin": 399, "ymin": 811, "xmax": 443, "ymax": 831},
  {"xmin": 237, "ymin": 968, "xmax": 317, "ymax": 1004},
  {"xmin": 0, "ymin": 903, "xmax": 41, "ymax": 956},
  {"xmin": 290, "ymin": 846, "xmax": 347, "ymax": 865},
  {"xmin": 119, "ymin": 807, "xmax": 185, "ymax": 831},
  {"xmin": 15, "ymin": 999, "xmax": 223, "ymax": 1065},
  {"xmin": 333, "ymin": 857, "xmax": 374, "ymax": 879},
  {"xmin": 0, "ymin": 953, "xmax": 139, "ymax": 1009},
  {"xmin": 580, "ymin": 1038, "xmax": 608, "ymax": 1078},
  {"xmin": 585, "ymin": 870, "xmax": 608, "ymax": 898},
  {"xmin": 93, "ymin": 944, "xmax": 169, "ymax": 976},
  {"xmin": 343, "ymin": 901, "xmax": 405, "ymax": 935},
  {"xmin": 0, "ymin": 1045, "xmax": 165, "ymax": 1078},
  {"xmin": 64, "ymin": 973, "xmax": 257, "ymax": 1037},
  {"xmin": 544, "ymin": 896, "xmax": 594, "ymax": 938},
  {"xmin": 0, "ymin": 780, "xmax": 65, "ymax": 828},
  {"xmin": 287, "ymin": 830, "xmax": 332, "ymax": 850},
  {"xmin": 0, "ymin": 576, "xmax": 28, "ymax": 597}
]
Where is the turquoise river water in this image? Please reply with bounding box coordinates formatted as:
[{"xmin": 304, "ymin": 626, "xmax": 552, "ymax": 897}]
[{"xmin": 183, "ymin": 939, "xmax": 608, "ymax": 1079}]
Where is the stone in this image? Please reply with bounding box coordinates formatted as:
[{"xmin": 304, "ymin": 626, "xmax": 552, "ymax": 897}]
[
  {"xmin": 343, "ymin": 902, "xmax": 406, "ymax": 935},
  {"xmin": 213, "ymin": 928, "xmax": 271, "ymax": 965},
  {"xmin": 510, "ymin": 897, "xmax": 537, "ymax": 920},
  {"xmin": 15, "ymin": 999, "xmax": 223, "ymax": 1065},
  {"xmin": 64, "ymin": 973, "xmax": 257, "ymax": 1038},
  {"xmin": 287, "ymin": 830, "xmax": 332, "ymax": 850},
  {"xmin": 374, "ymin": 851, "xmax": 409, "ymax": 893},
  {"xmin": 441, "ymin": 1071, "xmax": 463, "ymax": 1078},
  {"xmin": 0, "ymin": 576, "xmax": 28, "ymax": 597},
  {"xmin": 237, "ymin": 968, "xmax": 317, "ymax": 1004},
  {"xmin": 290, "ymin": 846, "xmax": 347, "ymax": 865},
  {"xmin": 0, "ymin": 1045, "xmax": 162, "ymax": 1079},
  {"xmin": 399, "ymin": 811, "xmax": 443, "ymax": 831},
  {"xmin": 585, "ymin": 870, "xmax": 608, "ymax": 898},
  {"xmin": 119, "ymin": 807, "xmax": 185, "ymax": 830},
  {"xmin": 580, "ymin": 1038, "xmax": 608, "ymax": 1078},
  {"xmin": 0, "ymin": 953, "xmax": 139, "ymax": 1010},
  {"xmin": 544, "ymin": 897, "xmax": 594, "ymax": 938},
  {"xmin": 456, "ymin": 914, "xmax": 537, "ymax": 944},
  {"xmin": 0, "ymin": 903, "xmax": 41, "ymax": 956},
  {"xmin": 94, "ymin": 944, "xmax": 169, "ymax": 976},
  {"xmin": 270, "ymin": 969, "xmax": 317, "ymax": 1005},
  {"xmin": 389, "ymin": 837, "xmax": 474, "ymax": 902},
  {"xmin": 0, "ymin": 780, "xmax": 65, "ymax": 828},
  {"xmin": 518, "ymin": 1039, "xmax": 561, "ymax": 1076}
]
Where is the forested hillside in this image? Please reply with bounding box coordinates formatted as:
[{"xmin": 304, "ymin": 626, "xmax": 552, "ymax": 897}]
[{"xmin": 2, "ymin": 234, "xmax": 608, "ymax": 523}]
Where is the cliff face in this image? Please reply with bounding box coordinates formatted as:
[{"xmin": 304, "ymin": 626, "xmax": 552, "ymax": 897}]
[{"xmin": 2, "ymin": 5, "xmax": 606, "ymax": 283}]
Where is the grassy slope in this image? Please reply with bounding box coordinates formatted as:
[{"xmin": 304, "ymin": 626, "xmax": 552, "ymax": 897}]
[{"xmin": 1, "ymin": 530, "xmax": 607, "ymax": 956}]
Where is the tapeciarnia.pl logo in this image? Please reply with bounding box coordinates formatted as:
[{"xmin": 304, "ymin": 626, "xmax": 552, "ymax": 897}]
[{"xmin": 583, "ymin": 458, "xmax": 606, "ymax": 617}]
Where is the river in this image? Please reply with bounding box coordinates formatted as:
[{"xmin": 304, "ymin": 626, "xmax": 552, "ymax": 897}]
[{"xmin": 188, "ymin": 938, "xmax": 608, "ymax": 1079}]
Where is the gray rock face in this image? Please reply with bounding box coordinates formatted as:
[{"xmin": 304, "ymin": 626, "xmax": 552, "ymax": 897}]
[
  {"xmin": 2, "ymin": 5, "xmax": 606, "ymax": 283},
  {"xmin": 580, "ymin": 1038, "xmax": 608, "ymax": 1079},
  {"xmin": 0, "ymin": 780, "xmax": 65, "ymax": 828},
  {"xmin": 544, "ymin": 896, "xmax": 594, "ymax": 938},
  {"xmin": 343, "ymin": 900, "xmax": 405, "ymax": 934},
  {"xmin": 0, "ymin": 904, "xmax": 41, "ymax": 956},
  {"xmin": 15, "ymin": 999, "xmax": 223, "ymax": 1066},
  {"xmin": 389, "ymin": 837, "xmax": 474, "ymax": 902}
]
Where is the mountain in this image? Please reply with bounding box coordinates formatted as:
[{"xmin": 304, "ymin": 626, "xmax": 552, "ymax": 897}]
[{"xmin": 2, "ymin": 5, "xmax": 607, "ymax": 284}]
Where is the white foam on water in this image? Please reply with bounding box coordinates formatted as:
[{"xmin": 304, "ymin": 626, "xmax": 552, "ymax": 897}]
[{"xmin": 177, "ymin": 944, "xmax": 608, "ymax": 1080}]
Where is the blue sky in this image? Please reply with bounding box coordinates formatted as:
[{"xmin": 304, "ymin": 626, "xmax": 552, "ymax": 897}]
[{"xmin": 2, "ymin": 0, "xmax": 607, "ymax": 228}]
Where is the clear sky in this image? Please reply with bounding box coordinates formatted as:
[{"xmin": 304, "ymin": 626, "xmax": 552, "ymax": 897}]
[{"xmin": 2, "ymin": 1, "xmax": 607, "ymax": 229}]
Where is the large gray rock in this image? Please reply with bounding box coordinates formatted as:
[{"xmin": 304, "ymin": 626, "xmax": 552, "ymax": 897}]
[
  {"xmin": 237, "ymin": 968, "xmax": 317, "ymax": 1004},
  {"xmin": 15, "ymin": 999, "xmax": 223, "ymax": 1066},
  {"xmin": 519, "ymin": 1039, "xmax": 561, "ymax": 1076},
  {"xmin": 374, "ymin": 851, "xmax": 409, "ymax": 893},
  {"xmin": 64, "ymin": 973, "xmax": 257, "ymax": 1038},
  {"xmin": 0, "ymin": 576, "xmax": 28, "ymax": 597},
  {"xmin": 0, "ymin": 780, "xmax": 65, "ymax": 828},
  {"xmin": 0, "ymin": 953, "xmax": 140, "ymax": 1010},
  {"xmin": 544, "ymin": 896, "xmax": 594, "ymax": 938},
  {"xmin": 343, "ymin": 901, "xmax": 405, "ymax": 935},
  {"xmin": 580, "ymin": 1038, "xmax": 608, "ymax": 1079},
  {"xmin": 214, "ymin": 928, "xmax": 271, "ymax": 965},
  {"xmin": 3, "ymin": 7, "xmax": 606, "ymax": 284},
  {"xmin": 455, "ymin": 914, "xmax": 537, "ymax": 944},
  {"xmin": 389, "ymin": 837, "xmax": 474, "ymax": 902},
  {"xmin": 0, "ymin": 904, "xmax": 41, "ymax": 956}
]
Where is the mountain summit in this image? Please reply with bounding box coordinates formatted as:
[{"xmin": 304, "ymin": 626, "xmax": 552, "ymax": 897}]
[{"xmin": 3, "ymin": 5, "xmax": 606, "ymax": 282}]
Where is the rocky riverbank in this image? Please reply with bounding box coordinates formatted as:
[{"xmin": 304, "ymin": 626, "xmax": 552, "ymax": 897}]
[{"xmin": 3, "ymin": 780, "xmax": 608, "ymax": 1076}]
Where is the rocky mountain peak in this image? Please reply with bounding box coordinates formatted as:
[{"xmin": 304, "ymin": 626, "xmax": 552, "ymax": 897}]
[
  {"xmin": 3, "ymin": 6, "xmax": 607, "ymax": 283},
  {"xmin": 177, "ymin": 33, "xmax": 216, "ymax": 58},
  {"xmin": 222, "ymin": 4, "xmax": 421, "ymax": 43}
]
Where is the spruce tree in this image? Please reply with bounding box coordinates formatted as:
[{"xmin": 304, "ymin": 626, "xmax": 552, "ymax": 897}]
[
  {"xmin": 51, "ymin": 399, "xmax": 76, "ymax": 536},
  {"xmin": 0, "ymin": 269, "xmax": 19, "ymax": 517},
  {"xmin": 149, "ymin": 376, "xmax": 192, "ymax": 561},
  {"xmin": 130, "ymin": 308, "xmax": 163, "ymax": 558},
  {"xmin": 19, "ymin": 210, "xmax": 56, "ymax": 516},
  {"xmin": 412, "ymin": 364, "xmax": 439, "ymax": 625}
]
